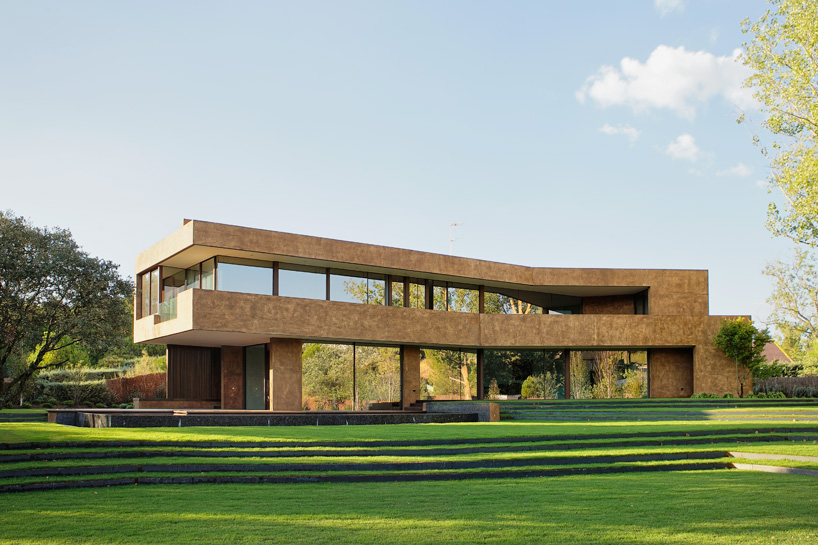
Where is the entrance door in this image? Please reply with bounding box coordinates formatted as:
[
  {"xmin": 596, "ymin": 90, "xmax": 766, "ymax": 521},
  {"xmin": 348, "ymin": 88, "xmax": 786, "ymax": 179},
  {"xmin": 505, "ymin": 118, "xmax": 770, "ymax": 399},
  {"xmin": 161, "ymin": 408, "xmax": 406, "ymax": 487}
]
[{"xmin": 244, "ymin": 345, "xmax": 267, "ymax": 410}]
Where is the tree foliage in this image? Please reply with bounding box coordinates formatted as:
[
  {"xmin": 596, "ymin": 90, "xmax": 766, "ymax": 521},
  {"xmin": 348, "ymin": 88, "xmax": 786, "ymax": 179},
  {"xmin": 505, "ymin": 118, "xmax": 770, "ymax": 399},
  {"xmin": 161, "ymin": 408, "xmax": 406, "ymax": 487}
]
[
  {"xmin": 0, "ymin": 211, "xmax": 132, "ymax": 405},
  {"xmin": 740, "ymin": 0, "xmax": 818, "ymax": 247},
  {"xmin": 714, "ymin": 318, "xmax": 774, "ymax": 397},
  {"xmin": 764, "ymin": 249, "xmax": 818, "ymax": 373}
]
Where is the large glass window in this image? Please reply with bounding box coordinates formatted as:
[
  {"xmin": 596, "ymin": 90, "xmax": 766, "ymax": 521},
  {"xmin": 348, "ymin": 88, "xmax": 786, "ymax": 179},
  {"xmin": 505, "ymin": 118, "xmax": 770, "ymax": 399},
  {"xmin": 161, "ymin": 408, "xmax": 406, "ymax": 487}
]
[
  {"xmin": 139, "ymin": 272, "xmax": 150, "ymax": 318},
  {"xmin": 433, "ymin": 284, "xmax": 448, "ymax": 311},
  {"xmin": 407, "ymin": 280, "xmax": 426, "ymax": 309},
  {"xmin": 279, "ymin": 264, "xmax": 327, "ymax": 300},
  {"xmin": 302, "ymin": 343, "xmax": 353, "ymax": 410},
  {"xmin": 185, "ymin": 267, "xmax": 200, "ymax": 290},
  {"xmin": 390, "ymin": 278, "xmax": 405, "ymax": 307},
  {"xmin": 330, "ymin": 269, "xmax": 365, "ymax": 304},
  {"xmin": 149, "ymin": 268, "xmax": 160, "ymax": 315},
  {"xmin": 201, "ymin": 258, "xmax": 215, "ymax": 290},
  {"xmin": 421, "ymin": 349, "xmax": 477, "ymax": 400},
  {"xmin": 366, "ymin": 274, "xmax": 386, "ymax": 305},
  {"xmin": 356, "ymin": 345, "xmax": 400, "ymax": 407},
  {"xmin": 484, "ymin": 350, "xmax": 565, "ymax": 399},
  {"xmin": 217, "ymin": 257, "xmax": 273, "ymax": 296},
  {"xmin": 568, "ymin": 350, "xmax": 648, "ymax": 399}
]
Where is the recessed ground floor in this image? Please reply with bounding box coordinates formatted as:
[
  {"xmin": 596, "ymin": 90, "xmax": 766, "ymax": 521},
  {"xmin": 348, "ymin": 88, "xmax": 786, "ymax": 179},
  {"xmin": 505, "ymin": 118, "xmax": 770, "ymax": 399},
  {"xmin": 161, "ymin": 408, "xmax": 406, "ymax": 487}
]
[{"xmin": 159, "ymin": 340, "xmax": 707, "ymax": 411}]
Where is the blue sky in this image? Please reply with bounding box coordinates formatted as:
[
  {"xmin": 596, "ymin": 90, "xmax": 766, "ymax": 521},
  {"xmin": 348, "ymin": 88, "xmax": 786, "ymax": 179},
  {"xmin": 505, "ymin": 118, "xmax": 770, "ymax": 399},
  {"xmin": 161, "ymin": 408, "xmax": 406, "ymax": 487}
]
[{"xmin": 0, "ymin": 0, "xmax": 791, "ymax": 324}]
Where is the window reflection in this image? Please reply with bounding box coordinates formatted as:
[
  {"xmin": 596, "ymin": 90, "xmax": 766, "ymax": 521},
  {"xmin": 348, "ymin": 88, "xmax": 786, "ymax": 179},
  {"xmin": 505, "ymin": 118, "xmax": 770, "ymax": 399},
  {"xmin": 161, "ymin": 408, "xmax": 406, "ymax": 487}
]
[
  {"xmin": 279, "ymin": 264, "xmax": 326, "ymax": 300},
  {"xmin": 217, "ymin": 257, "xmax": 273, "ymax": 296}
]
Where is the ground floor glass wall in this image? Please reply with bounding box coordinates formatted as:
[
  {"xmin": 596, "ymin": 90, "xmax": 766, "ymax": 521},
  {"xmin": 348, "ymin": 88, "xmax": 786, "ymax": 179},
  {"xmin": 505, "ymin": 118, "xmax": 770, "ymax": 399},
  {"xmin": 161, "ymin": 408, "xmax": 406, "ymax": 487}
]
[
  {"xmin": 484, "ymin": 350, "xmax": 566, "ymax": 400},
  {"xmin": 301, "ymin": 343, "xmax": 400, "ymax": 410},
  {"xmin": 569, "ymin": 350, "xmax": 648, "ymax": 399},
  {"xmin": 421, "ymin": 349, "xmax": 477, "ymax": 400}
]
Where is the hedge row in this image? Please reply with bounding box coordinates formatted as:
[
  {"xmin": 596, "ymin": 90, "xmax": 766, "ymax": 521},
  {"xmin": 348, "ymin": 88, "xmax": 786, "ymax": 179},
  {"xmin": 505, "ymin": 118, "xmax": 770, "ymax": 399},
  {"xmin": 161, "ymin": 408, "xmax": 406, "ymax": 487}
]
[
  {"xmin": 37, "ymin": 380, "xmax": 116, "ymax": 406},
  {"xmin": 38, "ymin": 367, "xmax": 127, "ymax": 383},
  {"xmin": 754, "ymin": 376, "xmax": 818, "ymax": 398},
  {"xmin": 106, "ymin": 372, "xmax": 166, "ymax": 404}
]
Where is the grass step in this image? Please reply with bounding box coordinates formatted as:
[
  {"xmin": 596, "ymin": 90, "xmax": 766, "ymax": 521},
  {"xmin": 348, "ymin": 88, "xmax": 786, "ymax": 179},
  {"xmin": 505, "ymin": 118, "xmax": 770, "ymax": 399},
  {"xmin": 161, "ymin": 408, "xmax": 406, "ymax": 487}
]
[
  {"xmin": 4, "ymin": 426, "xmax": 817, "ymax": 451},
  {"xmin": 0, "ymin": 450, "xmax": 728, "ymax": 479},
  {"xmin": 0, "ymin": 434, "xmax": 804, "ymax": 464},
  {"xmin": 0, "ymin": 461, "xmax": 734, "ymax": 493}
]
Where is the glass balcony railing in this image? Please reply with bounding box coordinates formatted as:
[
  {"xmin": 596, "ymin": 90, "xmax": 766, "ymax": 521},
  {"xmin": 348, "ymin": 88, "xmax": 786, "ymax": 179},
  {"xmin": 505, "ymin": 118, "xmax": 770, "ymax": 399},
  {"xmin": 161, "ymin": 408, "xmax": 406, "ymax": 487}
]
[{"xmin": 158, "ymin": 297, "xmax": 177, "ymax": 323}]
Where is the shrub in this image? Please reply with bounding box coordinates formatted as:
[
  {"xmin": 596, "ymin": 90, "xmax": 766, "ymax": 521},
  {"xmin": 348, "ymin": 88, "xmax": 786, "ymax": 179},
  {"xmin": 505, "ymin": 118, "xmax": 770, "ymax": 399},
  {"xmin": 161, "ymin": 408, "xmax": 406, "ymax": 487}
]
[
  {"xmin": 42, "ymin": 403, "xmax": 52, "ymax": 408},
  {"xmin": 119, "ymin": 403, "xmax": 128, "ymax": 409},
  {"xmin": 521, "ymin": 373, "xmax": 559, "ymax": 400},
  {"xmin": 47, "ymin": 397, "xmax": 58, "ymax": 405},
  {"xmin": 34, "ymin": 397, "xmax": 44, "ymax": 405},
  {"xmin": 40, "ymin": 380, "xmax": 116, "ymax": 407},
  {"xmin": 486, "ymin": 378, "xmax": 501, "ymax": 400},
  {"xmin": 691, "ymin": 392, "xmax": 720, "ymax": 399},
  {"xmin": 722, "ymin": 392, "xmax": 735, "ymax": 398},
  {"xmin": 63, "ymin": 400, "xmax": 74, "ymax": 407},
  {"xmin": 21, "ymin": 402, "xmax": 32, "ymax": 409},
  {"xmin": 623, "ymin": 369, "xmax": 647, "ymax": 398},
  {"xmin": 754, "ymin": 376, "xmax": 818, "ymax": 397},
  {"xmin": 792, "ymin": 386, "xmax": 818, "ymax": 398},
  {"xmin": 521, "ymin": 376, "xmax": 540, "ymax": 399},
  {"xmin": 95, "ymin": 403, "xmax": 106, "ymax": 408}
]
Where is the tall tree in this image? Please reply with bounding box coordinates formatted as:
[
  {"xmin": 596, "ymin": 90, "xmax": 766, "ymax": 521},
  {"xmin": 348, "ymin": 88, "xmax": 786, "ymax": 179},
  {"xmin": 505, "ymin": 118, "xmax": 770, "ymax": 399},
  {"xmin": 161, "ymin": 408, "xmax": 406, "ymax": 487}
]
[
  {"xmin": 714, "ymin": 318, "xmax": 774, "ymax": 397},
  {"xmin": 740, "ymin": 0, "xmax": 818, "ymax": 247},
  {"xmin": 0, "ymin": 211, "xmax": 132, "ymax": 405},
  {"xmin": 764, "ymin": 249, "xmax": 818, "ymax": 373}
]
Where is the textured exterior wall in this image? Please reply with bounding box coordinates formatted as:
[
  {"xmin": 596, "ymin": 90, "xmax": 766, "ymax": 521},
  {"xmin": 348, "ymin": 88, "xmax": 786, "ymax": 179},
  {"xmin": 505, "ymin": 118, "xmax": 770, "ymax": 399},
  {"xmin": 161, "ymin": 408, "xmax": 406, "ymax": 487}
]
[
  {"xmin": 269, "ymin": 338, "xmax": 302, "ymax": 411},
  {"xmin": 650, "ymin": 348, "xmax": 694, "ymax": 398},
  {"xmin": 582, "ymin": 295, "xmax": 634, "ymax": 315},
  {"xmin": 401, "ymin": 346, "xmax": 421, "ymax": 408},
  {"xmin": 220, "ymin": 346, "xmax": 244, "ymax": 410}
]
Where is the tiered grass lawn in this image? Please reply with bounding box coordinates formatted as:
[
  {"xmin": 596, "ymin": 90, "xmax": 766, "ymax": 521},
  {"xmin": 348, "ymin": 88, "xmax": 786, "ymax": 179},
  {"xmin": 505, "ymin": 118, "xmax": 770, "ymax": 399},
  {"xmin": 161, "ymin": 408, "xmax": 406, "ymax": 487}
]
[{"xmin": 1, "ymin": 401, "xmax": 817, "ymax": 544}]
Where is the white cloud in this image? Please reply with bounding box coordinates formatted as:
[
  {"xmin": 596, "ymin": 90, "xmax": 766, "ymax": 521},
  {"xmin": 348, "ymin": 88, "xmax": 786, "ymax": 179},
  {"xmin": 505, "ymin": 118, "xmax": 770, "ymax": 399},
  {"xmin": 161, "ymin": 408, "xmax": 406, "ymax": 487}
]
[
  {"xmin": 599, "ymin": 123, "xmax": 641, "ymax": 145},
  {"xmin": 576, "ymin": 45, "xmax": 755, "ymax": 119},
  {"xmin": 756, "ymin": 179, "xmax": 767, "ymax": 188},
  {"xmin": 665, "ymin": 133, "xmax": 702, "ymax": 162},
  {"xmin": 710, "ymin": 28, "xmax": 720, "ymax": 43},
  {"xmin": 655, "ymin": 0, "xmax": 684, "ymax": 17},
  {"xmin": 717, "ymin": 162, "xmax": 753, "ymax": 177}
]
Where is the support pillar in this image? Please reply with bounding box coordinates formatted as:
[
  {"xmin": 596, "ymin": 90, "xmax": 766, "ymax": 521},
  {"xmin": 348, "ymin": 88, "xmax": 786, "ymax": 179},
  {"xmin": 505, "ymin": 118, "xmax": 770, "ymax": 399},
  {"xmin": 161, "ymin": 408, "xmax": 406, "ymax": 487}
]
[
  {"xmin": 269, "ymin": 338, "xmax": 302, "ymax": 411},
  {"xmin": 220, "ymin": 346, "xmax": 244, "ymax": 409},
  {"xmin": 400, "ymin": 345, "xmax": 421, "ymax": 409}
]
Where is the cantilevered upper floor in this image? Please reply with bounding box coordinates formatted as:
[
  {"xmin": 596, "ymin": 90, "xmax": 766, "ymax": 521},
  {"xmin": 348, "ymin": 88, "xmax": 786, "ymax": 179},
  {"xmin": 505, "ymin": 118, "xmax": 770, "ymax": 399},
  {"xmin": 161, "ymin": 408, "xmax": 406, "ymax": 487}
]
[{"xmin": 136, "ymin": 219, "xmax": 709, "ymax": 317}]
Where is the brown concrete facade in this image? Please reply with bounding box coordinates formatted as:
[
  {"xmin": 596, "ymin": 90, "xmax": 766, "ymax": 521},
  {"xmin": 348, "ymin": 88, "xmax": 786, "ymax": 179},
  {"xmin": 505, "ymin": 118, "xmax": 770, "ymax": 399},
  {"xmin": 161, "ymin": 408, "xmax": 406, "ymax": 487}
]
[
  {"xmin": 269, "ymin": 338, "xmax": 302, "ymax": 411},
  {"xmin": 135, "ymin": 220, "xmax": 747, "ymax": 407},
  {"xmin": 649, "ymin": 348, "xmax": 694, "ymax": 398}
]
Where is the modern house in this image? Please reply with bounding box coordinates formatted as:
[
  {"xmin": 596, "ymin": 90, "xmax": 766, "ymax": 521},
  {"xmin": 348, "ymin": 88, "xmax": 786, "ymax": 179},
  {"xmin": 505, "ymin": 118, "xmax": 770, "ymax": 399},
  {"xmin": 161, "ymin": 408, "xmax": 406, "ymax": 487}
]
[{"xmin": 134, "ymin": 220, "xmax": 745, "ymax": 410}]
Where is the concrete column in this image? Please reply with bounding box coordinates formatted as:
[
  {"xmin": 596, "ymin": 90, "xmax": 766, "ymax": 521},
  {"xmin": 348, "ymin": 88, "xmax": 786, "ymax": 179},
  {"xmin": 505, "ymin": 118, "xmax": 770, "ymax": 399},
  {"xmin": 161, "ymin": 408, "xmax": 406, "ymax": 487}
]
[
  {"xmin": 269, "ymin": 338, "xmax": 302, "ymax": 411},
  {"xmin": 401, "ymin": 345, "xmax": 421, "ymax": 409},
  {"xmin": 220, "ymin": 346, "xmax": 244, "ymax": 409}
]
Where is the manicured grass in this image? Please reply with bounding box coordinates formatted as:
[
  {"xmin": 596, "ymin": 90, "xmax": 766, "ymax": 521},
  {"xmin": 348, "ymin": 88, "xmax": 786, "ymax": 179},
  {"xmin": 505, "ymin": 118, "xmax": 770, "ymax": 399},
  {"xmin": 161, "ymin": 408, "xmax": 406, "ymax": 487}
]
[
  {"xmin": 2, "ymin": 404, "xmax": 818, "ymax": 543},
  {"xmin": 1, "ymin": 472, "xmax": 816, "ymax": 544},
  {"xmin": 3, "ymin": 418, "xmax": 818, "ymax": 444}
]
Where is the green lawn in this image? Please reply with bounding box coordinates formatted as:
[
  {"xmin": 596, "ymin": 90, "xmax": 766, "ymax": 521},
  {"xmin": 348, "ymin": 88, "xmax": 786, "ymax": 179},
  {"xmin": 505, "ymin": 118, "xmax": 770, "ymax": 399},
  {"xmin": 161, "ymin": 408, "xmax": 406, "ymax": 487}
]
[
  {"xmin": 3, "ymin": 418, "xmax": 818, "ymax": 444},
  {"xmin": 2, "ymin": 405, "xmax": 818, "ymax": 544},
  {"xmin": 1, "ymin": 472, "xmax": 816, "ymax": 544}
]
